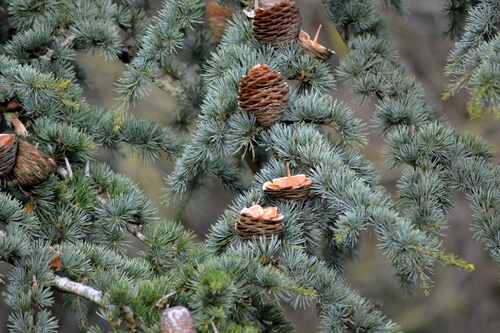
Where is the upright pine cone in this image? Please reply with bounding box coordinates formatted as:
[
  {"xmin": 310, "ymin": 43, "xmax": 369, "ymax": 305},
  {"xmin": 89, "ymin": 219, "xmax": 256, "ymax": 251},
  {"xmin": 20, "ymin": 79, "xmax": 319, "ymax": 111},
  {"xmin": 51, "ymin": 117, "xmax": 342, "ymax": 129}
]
[
  {"xmin": 0, "ymin": 134, "xmax": 17, "ymax": 178},
  {"xmin": 238, "ymin": 64, "xmax": 288, "ymax": 127},
  {"xmin": 14, "ymin": 140, "xmax": 56, "ymax": 186},
  {"xmin": 236, "ymin": 204, "xmax": 284, "ymax": 239},
  {"xmin": 253, "ymin": 0, "xmax": 302, "ymax": 46},
  {"xmin": 160, "ymin": 306, "xmax": 196, "ymax": 333}
]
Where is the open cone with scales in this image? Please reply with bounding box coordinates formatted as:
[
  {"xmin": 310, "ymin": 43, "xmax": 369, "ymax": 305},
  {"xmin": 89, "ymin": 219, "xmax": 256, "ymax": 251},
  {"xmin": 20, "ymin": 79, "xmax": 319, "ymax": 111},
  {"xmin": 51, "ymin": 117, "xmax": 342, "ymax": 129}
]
[
  {"xmin": 298, "ymin": 25, "xmax": 335, "ymax": 61},
  {"xmin": 0, "ymin": 98, "xmax": 22, "ymax": 113},
  {"xmin": 263, "ymin": 163, "xmax": 312, "ymax": 200},
  {"xmin": 252, "ymin": 0, "xmax": 302, "ymax": 46},
  {"xmin": 238, "ymin": 64, "xmax": 289, "ymax": 127},
  {"xmin": 236, "ymin": 204, "xmax": 284, "ymax": 239}
]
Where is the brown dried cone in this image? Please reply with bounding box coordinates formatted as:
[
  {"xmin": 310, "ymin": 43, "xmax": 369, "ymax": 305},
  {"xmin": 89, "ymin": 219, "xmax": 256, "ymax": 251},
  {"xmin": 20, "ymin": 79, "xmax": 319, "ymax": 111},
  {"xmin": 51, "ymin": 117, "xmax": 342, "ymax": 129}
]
[
  {"xmin": 238, "ymin": 64, "xmax": 289, "ymax": 127},
  {"xmin": 0, "ymin": 134, "xmax": 17, "ymax": 178},
  {"xmin": 14, "ymin": 140, "xmax": 56, "ymax": 186},
  {"xmin": 253, "ymin": 0, "xmax": 302, "ymax": 46},
  {"xmin": 207, "ymin": 1, "xmax": 233, "ymax": 43},
  {"xmin": 0, "ymin": 99, "xmax": 22, "ymax": 113},
  {"xmin": 263, "ymin": 165, "xmax": 312, "ymax": 200},
  {"xmin": 298, "ymin": 25, "xmax": 335, "ymax": 61},
  {"xmin": 160, "ymin": 306, "xmax": 196, "ymax": 333},
  {"xmin": 236, "ymin": 204, "xmax": 284, "ymax": 239}
]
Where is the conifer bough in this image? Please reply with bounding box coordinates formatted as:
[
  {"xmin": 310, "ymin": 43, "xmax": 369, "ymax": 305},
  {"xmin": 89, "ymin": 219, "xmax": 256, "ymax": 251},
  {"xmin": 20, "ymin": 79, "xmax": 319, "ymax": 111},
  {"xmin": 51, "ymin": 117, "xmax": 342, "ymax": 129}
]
[{"xmin": 0, "ymin": 0, "xmax": 499, "ymax": 332}]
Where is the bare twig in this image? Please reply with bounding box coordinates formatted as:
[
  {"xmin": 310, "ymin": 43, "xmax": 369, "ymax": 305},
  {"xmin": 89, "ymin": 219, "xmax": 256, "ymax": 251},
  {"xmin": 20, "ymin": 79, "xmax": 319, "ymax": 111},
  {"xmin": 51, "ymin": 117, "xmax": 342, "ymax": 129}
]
[
  {"xmin": 126, "ymin": 224, "xmax": 146, "ymax": 242},
  {"xmin": 84, "ymin": 161, "xmax": 90, "ymax": 177},
  {"xmin": 155, "ymin": 291, "xmax": 177, "ymax": 310},
  {"xmin": 56, "ymin": 166, "xmax": 69, "ymax": 178},
  {"xmin": 0, "ymin": 231, "xmax": 103, "ymax": 303},
  {"xmin": 211, "ymin": 320, "xmax": 219, "ymax": 333},
  {"xmin": 52, "ymin": 275, "xmax": 103, "ymax": 304},
  {"xmin": 64, "ymin": 157, "xmax": 73, "ymax": 178}
]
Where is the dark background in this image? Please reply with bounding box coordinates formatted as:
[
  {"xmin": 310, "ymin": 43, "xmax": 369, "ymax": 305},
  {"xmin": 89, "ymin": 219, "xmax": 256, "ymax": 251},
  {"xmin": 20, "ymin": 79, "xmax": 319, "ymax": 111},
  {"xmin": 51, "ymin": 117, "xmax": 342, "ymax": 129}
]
[{"xmin": 2, "ymin": 0, "xmax": 500, "ymax": 332}]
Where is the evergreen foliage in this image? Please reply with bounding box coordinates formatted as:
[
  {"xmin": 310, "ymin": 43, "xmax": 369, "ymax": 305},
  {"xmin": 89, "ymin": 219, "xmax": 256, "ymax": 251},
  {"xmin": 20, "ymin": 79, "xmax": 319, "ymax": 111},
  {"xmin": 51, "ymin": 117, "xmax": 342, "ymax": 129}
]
[
  {"xmin": 445, "ymin": 0, "xmax": 499, "ymax": 116},
  {"xmin": 0, "ymin": 0, "xmax": 498, "ymax": 332}
]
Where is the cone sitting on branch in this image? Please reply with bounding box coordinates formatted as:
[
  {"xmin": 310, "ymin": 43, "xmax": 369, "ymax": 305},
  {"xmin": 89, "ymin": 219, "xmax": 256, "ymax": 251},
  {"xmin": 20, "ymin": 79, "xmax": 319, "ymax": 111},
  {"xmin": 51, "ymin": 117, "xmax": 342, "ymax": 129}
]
[
  {"xmin": 14, "ymin": 140, "xmax": 56, "ymax": 186},
  {"xmin": 253, "ymin": 0, "xmax": 302, "ymax": 46},
  {"xmin": 236, "ymin": 204, "xmax": 284, "ymax": 239},
  {"xmin": 0, "ymin": 133, "xmax": 17, "ymax": 178},
  {"xmin": 160, "ymin": 306, "xmax": 196, "ymax": 333},
  {"xmin": 263, "ymin": 164, "xmax": 312, "ymax": 200},
  {"xmin": 298, "ymin": 25, "xmax": 335, "ymax": 61},
  {"xmin": 238, "ymin": 64, "xmax": 289, "ymax": 127}
]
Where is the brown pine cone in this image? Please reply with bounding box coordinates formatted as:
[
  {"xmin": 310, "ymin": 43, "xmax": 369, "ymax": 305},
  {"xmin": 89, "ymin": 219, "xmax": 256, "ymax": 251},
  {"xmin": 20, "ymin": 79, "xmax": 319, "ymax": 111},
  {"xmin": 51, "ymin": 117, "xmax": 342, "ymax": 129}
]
[
  {"xmin": 238, "ymin": 64, "xmax": 288, "ymax": 127},
  {"xmin": 253, "ymin": 0, "xmax": 302, "ymax": 46},
  {"xmin": 0, "ymin": 133, "xmax": 17, "ymax": 178},
  {"xmin": 236, "ymin": 204, "xmax": 284, "ymax": 239},
  {"xmin": 207, "ymin": 1, "xmax": 233, "ymax": 43},
  {"xmin": 0, "ymin": 99, "xmax": 22, "ymax": 113},
  {"xmin": 13, "ymin": 140, "xmax": 56, "ymax": 186},
  {"xmin": 160, "ymin": 306, "xmax": 196, "ymax": 333}
]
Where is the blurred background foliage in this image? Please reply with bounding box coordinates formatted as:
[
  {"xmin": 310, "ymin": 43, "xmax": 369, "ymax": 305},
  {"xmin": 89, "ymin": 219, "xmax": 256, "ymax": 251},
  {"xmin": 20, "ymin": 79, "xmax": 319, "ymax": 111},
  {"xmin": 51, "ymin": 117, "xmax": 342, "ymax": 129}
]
[{"xmin": 1, "ymin": 0, "xmax": 500, "ymax": 332}]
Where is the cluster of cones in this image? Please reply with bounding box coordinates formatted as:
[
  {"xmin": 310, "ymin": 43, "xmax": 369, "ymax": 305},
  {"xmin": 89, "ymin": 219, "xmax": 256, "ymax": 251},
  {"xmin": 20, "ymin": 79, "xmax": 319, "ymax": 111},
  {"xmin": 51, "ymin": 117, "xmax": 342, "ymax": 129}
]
[
  {"xmin": 237, "ymin": 0, "xmax": 334, "ymax": 127},
  {"xmin": 0, "ymin": 99, "xmax": 56, "ymax": 187},
  {"xmin": 251, "ymin": 0, "xmax": 334, "ymax": 60},
  {"xmin": 235, "ymin": 166, "xmax": 313, "ymax": 240},
  {"xmin": 236, "ymin": 0, "xmax": 324, "ymax": 240}
]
